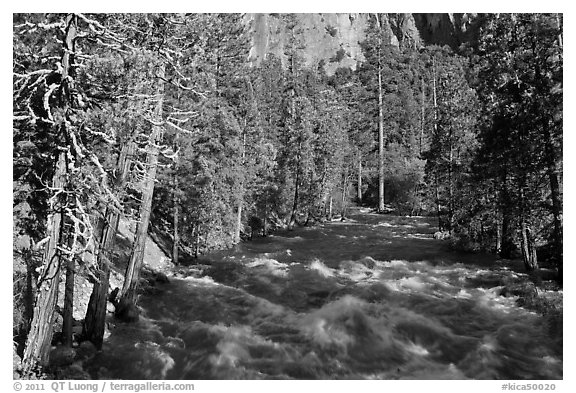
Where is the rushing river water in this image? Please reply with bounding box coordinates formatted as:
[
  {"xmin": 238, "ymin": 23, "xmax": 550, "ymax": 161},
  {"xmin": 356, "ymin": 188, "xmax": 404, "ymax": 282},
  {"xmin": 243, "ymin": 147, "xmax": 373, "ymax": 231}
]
[{"xmin": 86, "ymin": 209, "xmax": 562, "ymax": 379}]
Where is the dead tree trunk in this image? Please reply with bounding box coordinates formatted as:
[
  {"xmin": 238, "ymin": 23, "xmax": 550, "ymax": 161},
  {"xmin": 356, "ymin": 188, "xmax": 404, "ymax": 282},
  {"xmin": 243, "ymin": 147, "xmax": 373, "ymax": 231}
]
[
  {"xmin": 83, "ymin": 140, "xmax": 133, "ymax": 348},
  {"xmin": 22, "ymin": 13, "xmax": 77, "ymax": 372},
  {"xmin": 172, "ymin": 134, "xmax": 180, "ymax": 264},
  {"xmin": 82, "ymin": 212, "xmax": 118, "ymax": 348},
  {"xmin": 117, "ymin": 63, "xmax": 165, "ymax": 318},
  {"xmin": 62, "ymin": 250, "xmax": 75, "ymax": 347},
  {"xmin": 22, "ymin": 153, "xmax": 67, "ymax": 371},
  {"xmin": 173, "ymin": 181, "xmax": 179, "ymax": 264}
]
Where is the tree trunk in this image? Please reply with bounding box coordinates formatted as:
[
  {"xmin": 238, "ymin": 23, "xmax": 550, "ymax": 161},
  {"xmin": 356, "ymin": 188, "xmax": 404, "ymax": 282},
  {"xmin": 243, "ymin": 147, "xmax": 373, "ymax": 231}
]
[
  {"xmin": 82, "ymin": 210, "xmax": 120, "ymax": 348},
  {"xmin": 24, "ymin": 249, "xmax": 35, "ymax": 334},
  {"xmin": 173, "ymin": 185, "xmax": 179, "ymax": 265},
  {"xmin": 22, "ymin": 13, "xmax": 77, "ymax": 372},
  {"xmin": 434, "ymin": 170, "xmax": 442, "ymax": 231},
  {"xmin": 328, "ymin": 194, "xmax": 333, "ymax": 221},
  {"xmin": 495, "ymin": 208, "xmax": 502, "ymax": 254},
  {"xmin": 542, "ymin": 124, "xmax": 562, "ymax": 270},
  {"xmin": 62, "ymin": 252, "xmax": 75, "ymax": 347},
  {"xmin": 235, "ymin": 132, "xmax": 247, "ymax": 243},
  {"xmin": 118, "ymin": 63, "xmax": 165, "ymax": 313},
  {"xmin": 172, "ymin": 129, "xmax": 180, "ymax": 264},
  {"xmin": 341, "ymin": 169, "xmax": 348, "ymax": 220},
  {"xmin": 432, "ymin": 56, "xmax": 438, "ymax": 134},
  {"xmin": 520, "ymin": 219, "xmax": 539, "ymax": 271},
  {"xmin": 499, "ymin": 187, "xmax": 516, "ymax": 259},
  {"xmin": 288, "ymin": 137, "xmax": 302, "ymax": 230},
  {"xmin": 22, "ymin": 152, "xmax": 67, "ymax": 371},
  {"xmin": 288, "ymin": 166, "xmax": 300, "ymax": 230},
  {"xmin": 83, "ymin": 139, "xmax": 133, "ymax": 348},
  {"xmin": 56, "ymin": 13, "xmax": 77, "ymax": 347},
  {"xmin": 420, "ymin": 77, "xmax": 426, "ymax": 155},
  {"xmin": 375, "ymin": 14, "xmax": 385, "ymax": 213},
  {"xmin": 262, "ymin": 196, "xmax": 268, "ymax": 237},
  {"xmin": 556, "ymin": 13, "xmax": 563, "ymax": 50},
  {"xmin": 357, "ymin": 156, "xmax": 362, "ymax": 204},
  {"xmin": 194, "ymin": 226, "xmax": 200, "ymax": 258},
  {"xmin": 377, "ymin": 56, "xmax": 385, "ymax": 212},
  {"xmin": 448, "ymin": 129, "xmax": 454, "ymax": 233}
]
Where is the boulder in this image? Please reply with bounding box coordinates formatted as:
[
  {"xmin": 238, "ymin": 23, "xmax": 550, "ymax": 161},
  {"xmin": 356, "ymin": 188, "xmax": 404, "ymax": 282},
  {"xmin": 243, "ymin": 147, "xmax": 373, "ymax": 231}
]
[
  {"xmin": 55, "ymin": 362, "xmax": 91, "ymax": 380},
  {"xmin": 49, "ymin": 346, "xmax": 77, "ymax": 368},
  {"xmin": 154, "ymin": 272, "xmax": 170, "ymax": 284},
  {"xmin": 433, "ymin": 231, "xmax": 451, "ymax": 240},
  {"xmin": 75, "ymin": 341, "xmax": 98, "ymax": 361},
  {"xmin": 114, "ymin": 298, "xmax": 140, "ymax": 323}
]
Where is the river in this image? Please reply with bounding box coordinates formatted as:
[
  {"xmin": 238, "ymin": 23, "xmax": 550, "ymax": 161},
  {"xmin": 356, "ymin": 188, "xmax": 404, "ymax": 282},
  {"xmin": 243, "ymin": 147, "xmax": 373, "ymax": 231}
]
[{"xmin": 85, "ymin": 208, "xmax": 562, "ymax": 379}]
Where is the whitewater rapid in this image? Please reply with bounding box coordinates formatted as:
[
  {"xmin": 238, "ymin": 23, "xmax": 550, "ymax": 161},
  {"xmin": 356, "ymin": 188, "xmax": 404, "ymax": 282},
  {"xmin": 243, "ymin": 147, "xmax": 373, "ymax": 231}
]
[{"xmin": 85, "ymin": 211, "xmax": 562, "ymax": 379}]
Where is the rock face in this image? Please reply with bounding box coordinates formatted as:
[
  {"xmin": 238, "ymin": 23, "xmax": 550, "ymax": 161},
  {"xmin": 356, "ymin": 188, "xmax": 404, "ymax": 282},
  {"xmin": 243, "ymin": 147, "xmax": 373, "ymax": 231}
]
[
  {"xmin": 246, "ymin": 13, "xmax": 480, "ymax": 74},
  {"xmin": 412, "ymin": 13, "xmax": 480, "ymax": 48},
  {"xmin": 248, "ymin": 13, "xmax": 372, "ymax": 75}
]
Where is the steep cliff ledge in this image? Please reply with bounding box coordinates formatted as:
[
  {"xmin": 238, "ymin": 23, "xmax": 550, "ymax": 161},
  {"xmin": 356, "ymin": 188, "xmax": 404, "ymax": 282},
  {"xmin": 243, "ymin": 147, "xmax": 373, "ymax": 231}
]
[{"xmin": 246, "ymin": 13, "xmax": 480, "ymax": 74}]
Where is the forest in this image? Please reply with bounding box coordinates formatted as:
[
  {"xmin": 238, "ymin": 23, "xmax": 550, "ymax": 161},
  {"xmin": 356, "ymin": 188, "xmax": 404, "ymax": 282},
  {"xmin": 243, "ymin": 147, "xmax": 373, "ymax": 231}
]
[{"xmin": 13, "ymin": 13, "xmax": 562, "ymax": 380}]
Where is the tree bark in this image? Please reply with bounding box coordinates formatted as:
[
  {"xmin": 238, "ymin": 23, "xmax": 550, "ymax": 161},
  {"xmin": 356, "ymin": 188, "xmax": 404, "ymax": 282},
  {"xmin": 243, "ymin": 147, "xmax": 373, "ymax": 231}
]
[
  {"xmin": 542, "ymin": 123, "xmax": 562, "ymax": 271},
  {"xmin": 495, "ymin": 208, "xmax": 502, "ymax": 254},
  {"xmin": 341, "ymin": 168, "xmax": 348, "ymax": 220},
  {"xmin": 288, "ymin": 164, "xmax": 300, "ymax": 230},
  {"xmin": 520, "ymin": 218, "xmax": 539, "ymax": 271},
  {"xmin": 62, "ymin": 251, "xmax": 74, "ymax": 347},
  {"xmin": 22, "ymin": 153, "xmax": 67, "ymax": 371},
  {"xmin": 375, "ymin": 14, "xmax": 385, "ymax": 213},
  {"xmin": 235, "ymin": 131, "xmax": 247, "ymax": 243},
  {"xmin": 357, "ymin": 155, "xmax": 362, "ymax": 204},
  {"xmin": 420, "ymin": 77, "xmax": 426, "ymax": 155},
  {"xmin": 24, "ymin": 250, "xmax": 35, "ymax": 334},
  {"xmin": 434, "ymin": 170, "xmax": 442, "ymax": 231},
  {"xmin": 22, "ymin": 13, "xmax": 77, "ymax": 372},
  {"xmin": 499, "ymin": 179, "xmax": 516, "ymax": 259},
  {"xmin": 288, "ymin": 138, "xmax": 302, "ymax": 230},
  {"xmin": 83, "ymin": 140, "xmax": 133, "ymax": 348},
  {"xmin": 432, "ymin": 56, "xmax": 438, "ymax": 135},
  {"xmin": 448, "ymin": 128, "xmax": 454, "ymax": 233},
  {"xmin": 173, "ymin": 181, "xmax": 179, "ymax": 264},
  {"xmin": 82, "ymin": 212, "xmax": 117, "ymax": 348},
  {"xmin": 377, "ymin": 51, "xmax": 385, "ymax": 212},
  {"xmin": 118, "ymin": 62, "xmax": 165, "ymax": 312}
]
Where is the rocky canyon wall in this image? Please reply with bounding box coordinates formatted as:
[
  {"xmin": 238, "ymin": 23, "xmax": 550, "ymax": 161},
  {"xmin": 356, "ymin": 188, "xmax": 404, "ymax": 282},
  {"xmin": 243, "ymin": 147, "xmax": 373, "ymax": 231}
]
[{"xmin": 246, "ymin": 13, "xmax": 480, "ymax": 74}]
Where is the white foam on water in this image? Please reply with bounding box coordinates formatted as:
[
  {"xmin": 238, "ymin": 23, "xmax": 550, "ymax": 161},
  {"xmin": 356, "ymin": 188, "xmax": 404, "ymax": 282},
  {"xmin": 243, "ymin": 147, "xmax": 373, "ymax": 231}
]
[
  {"xmin": 405, "ymin": 342, "xmax": 430, "ymax": 356},
  {"xmin": 246, "ymin": 257, "xmax": 289, "ymax": 277},
  {"xmin": 308, "ymin": 259, "xmax": 335, "ymax": 278},
  {"xmin": 183, "ymin": 275, "xmax": 219, "ymax": 286}
]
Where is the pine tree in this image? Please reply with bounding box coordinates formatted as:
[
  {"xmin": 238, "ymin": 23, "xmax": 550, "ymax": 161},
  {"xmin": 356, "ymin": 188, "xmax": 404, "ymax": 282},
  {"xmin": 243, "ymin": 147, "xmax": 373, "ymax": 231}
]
[{"xmin": 475, "ymin": 14, "xmax": 562, "ymax": 273}]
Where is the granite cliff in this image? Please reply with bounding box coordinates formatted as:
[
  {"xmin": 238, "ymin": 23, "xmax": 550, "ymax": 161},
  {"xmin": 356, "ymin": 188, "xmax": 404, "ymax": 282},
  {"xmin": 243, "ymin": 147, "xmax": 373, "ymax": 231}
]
[{"xmin": 246, "ymin": 13, "xmax": 480, "ymax": 74}]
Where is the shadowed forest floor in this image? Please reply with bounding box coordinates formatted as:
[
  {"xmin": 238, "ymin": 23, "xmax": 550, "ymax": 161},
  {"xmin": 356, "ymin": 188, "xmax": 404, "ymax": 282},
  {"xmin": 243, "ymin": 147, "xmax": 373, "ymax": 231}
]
[{"xmin": 84, "ymin": 208, "xmax": 563, "ymax": 380}]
